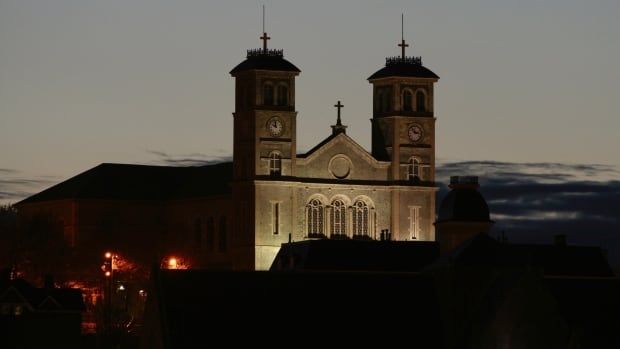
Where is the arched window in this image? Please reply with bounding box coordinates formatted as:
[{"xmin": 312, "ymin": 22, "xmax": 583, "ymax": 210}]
[
  {"xmin": 382, "ymin": 90, "xmax": 390, "ymax": 112},
  {"xmin": 277, "ymin": 84, "xmax": 288, "ymax": 106},
  {"xmin": 408, "ymin": 157, "xmax": 420, "ymax": 181},
  {"xmin": 218, "ymin": 216, "xmax": 227, "ymax": 252},
  {"xmin": 206, "ymin": 217, "xmax": 215, "ymax": 251},
  {"xmin": 306, "ymin": 199, "xmax": 324, "ymax": 237},
  {"xmin": 264, "ymin": 83, "xmax": 274, "ymax": 105},
  {"xmin": 330, "ymin": 200, "xmax": 346, "ymax": 236},
  {"xmin": 269, "ymin": 152, "xmax": 281, "ymax": 176},
  {"xmin": 416, "ymin": 90, "xmax": 426, "ymax": 112},
  {"xmin": 403, "ymin": 89, "xmax": 413, "ymax": 111},
  {"xmin": 352, "ymin": 200, "xmax": 369, "ymax": 237}
]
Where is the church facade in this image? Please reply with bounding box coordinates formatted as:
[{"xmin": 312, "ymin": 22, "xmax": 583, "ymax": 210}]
[
  {"xmin": 230, "ymin": 35, "xmax": 439, "ymax": 269},
  {"xmin": 16, "ymin": 32, "xmax": 440, "ymax": 271}
]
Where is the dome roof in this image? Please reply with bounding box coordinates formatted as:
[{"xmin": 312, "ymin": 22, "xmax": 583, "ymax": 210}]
[
  {"xmin": 368, "ymin": 56, "xmax": 439, "ymax": 80},
  {"xmin": 230, "ymin": 49, "xmax": 300, "ymax": 75},
  {"xmin": 437, "ymin": 187, "xmax": 491, "ymax": 223}
]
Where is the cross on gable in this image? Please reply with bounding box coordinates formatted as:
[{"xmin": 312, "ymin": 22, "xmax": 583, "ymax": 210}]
[
  {"xmin": 334, "ymin": 100, "xmax": 344, "ymax": 125},
  {"xmin": 260, "ymin": 32, "xmax": 271, "ymax": 51}
]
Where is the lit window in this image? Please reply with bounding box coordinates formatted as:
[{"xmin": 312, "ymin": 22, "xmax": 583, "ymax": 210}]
[
  {"xmin": 269, "ymin": 152, "xmax": 281, "ymax": 176},
  {"xmin": 352, "ymin": 200, "xmax": 369, "ymax": 237},
  {"xmin": 408, "ymin": 157, "xmax": 421, "ymax": 181},
  {"xmin": 272, "ymin": 202, "xmax": 280, "ymax": 235},
  {"xmin": 409, "ymin": 206, "xmax": 421, "ymax": 239},
  {"xmin": 416, "ymin": 90, "xmax": 426, "ymax": 112},
  {"xmin": 330, "ymin": 200, "xmax": 346, "ymax": 236},
  {"xmin": 306, "ymin": 199, "xmax": 324, "ymax": 236}
]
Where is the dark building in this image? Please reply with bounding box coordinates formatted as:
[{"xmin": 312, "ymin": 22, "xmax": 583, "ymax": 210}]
[
  {"xmin": 0, "ymin": 273, "xmax": 85, "ymax": 348},
  {"xmin": 141, "ymin": 177, "xmax": 620, "ymax": 348}
]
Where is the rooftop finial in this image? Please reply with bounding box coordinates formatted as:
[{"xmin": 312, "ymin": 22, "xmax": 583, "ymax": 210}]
[
  {"xmin": 260, "ymin": 5, "xmax": 270, "ymax": 52},
  {"xmin": 398, "ymin": 13, "xmax": 409, "ymax": 59},
  {"xmin": 331, "ymin": 100, "xmax": 347, "ymax": 135}
]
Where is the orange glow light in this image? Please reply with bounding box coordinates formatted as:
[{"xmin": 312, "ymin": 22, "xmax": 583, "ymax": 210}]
[
  {"xmin": 105, "ymin": 271, "xmax": 111, "ymax": 277},
  {"xmin": 104, "ymin": 252, "xmax": 112, "ymax": 259},
  {"xmin": 168, "ymin": 257, "xmax": 178, "ymax": 269}
]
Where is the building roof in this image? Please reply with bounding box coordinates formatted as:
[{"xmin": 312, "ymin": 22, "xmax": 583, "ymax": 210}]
[
  {"xmin": 0, "ymin": 277, "xmax": 84, "ymax": 312},
  {"xmin": 18, "ymin": 162, "xmax": 233, "ymax": 204},
  {"xmin": 229, "ymin": 49, "xmax": 300, "ymax": 75},
  {"xmin": 368, "ymin": 57, "xmax": 439, "ymax": 80},
  {"xmin": 271, "ymin": 239, "xmax": 439, "ymax": 272},
  {"xmin": 440, "ymin": 233, "xmax": 615, "ymax": 277}
]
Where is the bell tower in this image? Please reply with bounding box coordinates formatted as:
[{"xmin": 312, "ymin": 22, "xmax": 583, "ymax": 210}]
[
  {"xmin": 368, "ymin": 20, "xmax": 439, "ymax": 183},
  {"xmin": 367, "ymin": 16, "xmax": 440, "ymax": 241},
  {"xmin": 229, "ymin": 21, "xmax": 301, "ymax": 270}
]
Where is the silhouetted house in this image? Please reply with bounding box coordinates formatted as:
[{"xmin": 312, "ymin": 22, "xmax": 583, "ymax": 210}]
[{"xmin": 0, "ymin": 273, "xmax": 85, "ymax": 348}]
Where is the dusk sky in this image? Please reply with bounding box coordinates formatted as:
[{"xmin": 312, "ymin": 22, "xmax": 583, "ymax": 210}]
[{"xmin": 1, "ymin": 0, "xmax": 619, "ymax": 226}]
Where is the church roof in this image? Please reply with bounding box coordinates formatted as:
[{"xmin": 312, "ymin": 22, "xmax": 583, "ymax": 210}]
[
  {"xmin": 18, "ymin": 162, "xmax": 233, "ymax": 204},
  {"xmin": 368, "ymin": 57, "xmax": 439, "ymax": 80},
  {"xmin": 229, "ymin": 49, "xmax": 300, "ymax": 75}
]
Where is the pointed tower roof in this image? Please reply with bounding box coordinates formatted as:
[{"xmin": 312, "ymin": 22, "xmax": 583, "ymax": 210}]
[
  {"xmin": 368, "ymin": 15, "xmax": 438, "ymax": 80},
  {"xmin": 230, "ymin": 7, "xmax": 300, "ymax": 75}
]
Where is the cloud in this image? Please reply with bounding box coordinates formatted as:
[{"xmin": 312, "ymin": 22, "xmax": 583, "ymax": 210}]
[
  {"xmin": 436, "ymin": 160, "xmax": 620, "ymax": 266},
  {"xmin": 0, "ymin": 177, "xmax": 56, "ymax": 204},
  {"xmin": 145, "ymin": 149, "xmax": 232, "ymax": 167}
]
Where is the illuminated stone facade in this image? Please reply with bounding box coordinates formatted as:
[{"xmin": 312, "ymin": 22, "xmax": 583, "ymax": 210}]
[{"xmin": 230, "ymin": 47, "xmax": 440, "ymax": 270}]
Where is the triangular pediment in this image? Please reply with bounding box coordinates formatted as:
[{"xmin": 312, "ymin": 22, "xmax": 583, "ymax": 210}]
[{"xmin": 297, "ymin": 133, "xmax": 389, "ymax": 180}]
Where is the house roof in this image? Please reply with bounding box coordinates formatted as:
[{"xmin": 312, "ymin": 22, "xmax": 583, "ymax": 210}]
[
  {"xmin": 271, "ymin": 239, "xmax": 439, "ymax": 272},
  {"xmin": 18, "ymin": 162, "xmax": 233, "ymax": 204},
  {"xmin": 436, "ymin": 187, "xmax": 491, "ymax": 223},
  {"xmin": 0, "ymin": 277, "xmax": 84, "ymax": 312}
]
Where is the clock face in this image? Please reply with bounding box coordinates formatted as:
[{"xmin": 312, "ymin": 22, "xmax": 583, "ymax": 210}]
[
  {"xmin": 408, "ymin": 124, "xmax": 423, "ymax": 143},
  {"xmin": 267, "ymin": 117, "xmax": 283, "ymax": 137}
]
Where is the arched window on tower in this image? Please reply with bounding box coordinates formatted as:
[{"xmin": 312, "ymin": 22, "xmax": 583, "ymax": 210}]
[
  {"xmin": 416, "ymin": 90, "xmax": 426, "ymax": 112},
  {"xmin": 264, "ymin": 83, "xmax": 274, "ymax": 106},
  {"xmin": 352, "ymin": 200, "xmax": 369, "ymax": 238},
  {"xmin": 306, "ymin": 199, "xmax": 324, "ymax": 237},
  {"xmin": 403, "ymin": 89, "xmax": 413, "ymax": 111},
  {"xmin": 408, "ymin": 157, "xmax": 421, "ymax": 182},
  {"xmin": 269, "ymin": 152, "xmax": 281, "ymax": 176},
  {"xmin": 277, "ymin": 84, "xmax": 288, "ymax": 106},
  {"xmin": 330, "ymin": 199, "xmax": 346, "ymax": 237},
  {"xmin": 382, "ymin": 89, "xmax": 391, "ymax": 112},
  {"xmin": 206, "ymin": 217, "xmax": 215, "ymax": 251}
]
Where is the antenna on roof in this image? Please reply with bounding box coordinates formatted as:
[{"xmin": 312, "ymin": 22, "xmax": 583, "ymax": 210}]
[
  {"xmin": 260, "ymin": 4, "xmax": 271, "ymax": 52},
  {"xmin": 398, "ymin": 13, "xmax": 409, "ymax": 59}
]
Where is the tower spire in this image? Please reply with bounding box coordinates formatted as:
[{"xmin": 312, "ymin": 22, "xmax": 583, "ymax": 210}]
[
  {"xmin": 260, "ymin": 5, "xmax": 270, "ymax": 52},
  {"xmin": 398, "ymin": 13, "xmax": 409, "ymax": 59},
  {"xmin": 331, "ymin": 100, "xmax": 347, "ymax": 135}
]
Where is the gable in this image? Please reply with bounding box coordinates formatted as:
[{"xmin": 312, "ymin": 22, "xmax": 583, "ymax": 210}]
[{"xmin": 296, "ymin": 133, "xmax": 389, "ymax": 180}]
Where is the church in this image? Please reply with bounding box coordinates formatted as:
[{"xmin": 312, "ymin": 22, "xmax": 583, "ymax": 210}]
[{"xmin": 17, "ymin": 29, "xmax": 439, "ymax": 271}]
